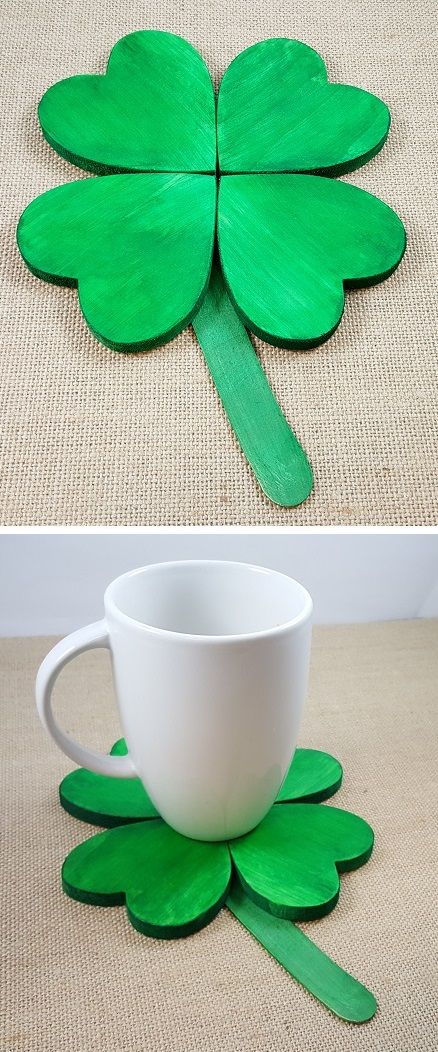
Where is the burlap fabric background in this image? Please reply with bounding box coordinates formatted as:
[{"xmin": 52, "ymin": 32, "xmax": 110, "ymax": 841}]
[
  {"xmin": 2, "ymin": 620, "xmax": 437, "ymax": 1050},
  {"xmin": 1, "ymin": 0, "xmax": 437, "ymax": 525}
]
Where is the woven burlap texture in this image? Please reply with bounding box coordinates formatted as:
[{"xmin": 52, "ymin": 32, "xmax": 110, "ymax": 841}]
[
  {"xmin": 2, "ymin": 620, "xmax": 437, "ymax": 1051},
  {"xmin": 1, "ymin": 0, "xmax": 437, "ymax": 525}
]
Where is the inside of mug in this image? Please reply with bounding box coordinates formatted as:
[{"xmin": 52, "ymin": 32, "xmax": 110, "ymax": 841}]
[{"xmin": 109, "ymin": 561, "xmax": 311, "ymax": 637}]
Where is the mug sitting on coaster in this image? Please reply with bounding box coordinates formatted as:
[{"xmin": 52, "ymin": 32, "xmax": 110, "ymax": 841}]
[{"xmin": 36, "ymin": 560, "xmax": 313, "ymax": 841}]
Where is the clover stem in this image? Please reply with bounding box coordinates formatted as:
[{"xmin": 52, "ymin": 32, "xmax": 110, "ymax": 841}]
[
  {"xmin": 227, "ymin": 885, "xmax": 377, "ymax": 1023},
  {"xmin": 192, "ymin": 263, "xmax": 313, "ymax": 507}
]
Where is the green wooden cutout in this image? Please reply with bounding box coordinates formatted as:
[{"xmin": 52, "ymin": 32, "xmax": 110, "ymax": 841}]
[
  {"xmin": 17, "ymin": 173, "xmax": 216, "ymax": 351},
  {"xmin": 229, "ymin": 803, "xmax": 373, "ymax": 920},
  {"xmin": 227, "ymin": 885, "xmax": 377, "ymax": 1023},
  {"xmin": 38, "ymin": 31, "xmax": 216, "ymax": 174},
  {"xmin": 60, "ymin": 742, "xmax": 342, "ymax": 827},
  {"xmin": 63, "ymin": 819, "xmax": 232, "ymax": 938},
  {"xmin": 59, "ymin": 739, "xmax": 158, "ymax": 826},
  {"xmin": 17, "ymin": 31, "xmax": 407, "ymax": 505},
  {"xmin": 59, "ymin": 745, "xmax": 376, "ymax": 1021},
  {"xmin": 217, "ymin": 38, "xmax": 390, "ymax": 175},
  {"xmin": 61, "ymin": 802, "xmax": 373, "ymax": 928},
  {"xmin": 277, "ymin": 748, "xmax": 342, "ymax": 803},
  {"xmin": 193, "ymin": 263, "xmax": 313, "ymax": 506},
  {"xmin": 219, "ymin": 175, "xmax": 406, "ymax": 347}
]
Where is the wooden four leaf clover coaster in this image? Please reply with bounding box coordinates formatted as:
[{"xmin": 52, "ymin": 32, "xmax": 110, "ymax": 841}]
[
  {"xmin": 17, "ymin": 32, "xmax": 406, "ymax": 506},
  {"xmin": 59, "ymin": 742, "xmax": 377, "ymax": 1023}
]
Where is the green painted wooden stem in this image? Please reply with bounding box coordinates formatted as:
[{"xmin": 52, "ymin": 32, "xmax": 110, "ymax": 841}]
[
  {"xmin": 193, "ymin": 263, "xmax": 313, "ymax": 507},
  {"xmin": 227, "ymin": 886, "xmax": 377, "ymax": 1023}
]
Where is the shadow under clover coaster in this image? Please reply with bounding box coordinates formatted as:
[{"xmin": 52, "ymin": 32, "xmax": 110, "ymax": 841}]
[
  {"xmin": 59, "ymin": 742, "xmax": 376, "ymax": 1023},
  {"xmin": 17, "ymin": 31, "xmax": 406, "ymax": 507}
]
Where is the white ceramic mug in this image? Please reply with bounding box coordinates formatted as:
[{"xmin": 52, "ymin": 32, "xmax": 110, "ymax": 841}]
[{"xmin": 36, "ymin": 560, "xmax": 313, "ymax": 841}]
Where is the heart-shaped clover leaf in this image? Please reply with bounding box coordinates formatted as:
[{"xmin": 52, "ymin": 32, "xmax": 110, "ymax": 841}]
[
  {"xmin": 218, "ymin": 174, "xmax": 405, "ymax": 346},
  {"xmin": 217, "ymin": 38, "xmax": 390, "ymax": 174},
  {"xmin": 62, "ymin": 819, "xmax": 232, "ymax": 938},
  {"xmin": 230, "ymin": 802, "xmax": 373, "ymax": 920},
  {"xmin": 18, "ymin": 173, "xmax": 216, "ymax": 350},
  {"xmin": 38, "ymin": 30, "xmax": 216, "ymax": 174}
]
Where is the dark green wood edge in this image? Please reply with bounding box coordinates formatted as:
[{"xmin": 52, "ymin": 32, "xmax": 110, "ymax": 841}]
[
  {"xmin": 126, "ymin": 884, "xmax": 232, "ymax": 940},
  {"xmin": 233, "ymin": 870, "xmax": 340, "ymax": 921},
  {"xmin": 276, "ymin": 771, "xmax": 343, "ymax": 805},
  {"xmin": 217, "ymin": 200, "xmax": 407, "ymax": 350},
  {"xmin": 58, "ymin": 778, "xmax": 343, "ymax": 829},
  {"xmin": 38, "ymin": 29, "xmax": 217, "ymax": 177},
  {"xmin": 335, "ymin": 837, "xmax": 374, "ymax": 873},
  {"xmin": 58, "ymin": 785, "xmax": 158, "ymax": 828},
  {"xmin": 62, "ymin": 858, "xmax": 233, "ymax": 939},
  {"xmin": 61, "ymin": 829, "xmax": 373, "ymax": 927},
  {"xmin": 59, "ymin": 737, "xmax": 157, "ymax": 826},
  {"xmin": 62, "ymin": 870, "xmax": 125, "ymax": 907},
  {"xmin": 232, "ymin": 829, "xmax": 373, "ymax": 921},
  {"xmin": 58, "ymin": 743, "xmax": 343, "ymax": 827},
  {"xmin": 16, "ymin": 207, "xmax": 216, "ymax": 354},
  {"xmin": 219, "ymin": 127, "xmax": 391, "ymax": 179},
  {"xmin": 41, "ymin": 135, "xmax": 390, "ymax": 181},
  {"xmin": 38, "ymin": 127, "xmax": 215, "ymax": 176}
]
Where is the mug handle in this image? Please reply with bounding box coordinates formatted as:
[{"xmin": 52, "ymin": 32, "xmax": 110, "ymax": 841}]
[{"xmin": 35, "ymin": 620, "xmax": 136, "ymax": 778}]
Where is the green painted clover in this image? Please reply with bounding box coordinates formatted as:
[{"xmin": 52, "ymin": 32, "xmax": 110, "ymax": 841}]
[
  {"xmin": 17, "ymin": 31, "xmax": 406, "ymax": 506},
  {"xmin": 60, "ymin": 740, "xmax": 376, "ymax": 1022}
]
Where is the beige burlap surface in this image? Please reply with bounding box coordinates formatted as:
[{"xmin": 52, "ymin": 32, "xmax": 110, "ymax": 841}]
[
  {"xmin": 1, "ymin": 0, "xmax": 437, "ymax": 525},
  {"xmin": 2, "ymin": 620, "xmax": 437, "ymax": 1051}
]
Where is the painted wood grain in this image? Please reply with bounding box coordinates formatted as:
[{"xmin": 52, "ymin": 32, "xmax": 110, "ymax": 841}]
[
  {"xmin": 228, "ymin": 885, "xmax": 377, "ymax": 1023},
  {"xmin": 218, "ymin": 38, "xmax": 390, "ymax": 175},
  {"xmin": 229, "ymin": 803, "xmax": 374, "ymax": 919},
  {"xmin": 62, "ymin": 819, "xmax": 232, "ymax": 938},
  {"xmin": 276, "ymin": 749, "xmax": 343, "ymax": 803},
  {"xmin": 39, "ymin": 31, "xmax": 216, "ymax": 174},
  {"xmin": 193, "ymin": 263, "xmax": 313, "ymax": 506},
  {"xmin": 17, "ymin": 173, "xmax": 216, "ymax": 350},
  {"xmin": 59, "ymin": 739, "xmax": 159, "ymax": 826},
  {"xmin": 219, "ymin": 174, "xmax": 406, "ymax": 347}
]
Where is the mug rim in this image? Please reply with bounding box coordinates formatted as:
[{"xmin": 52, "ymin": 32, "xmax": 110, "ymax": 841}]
[{"xmin": 104, "ymin": 559, "xmax": 313, "ymax": 643}]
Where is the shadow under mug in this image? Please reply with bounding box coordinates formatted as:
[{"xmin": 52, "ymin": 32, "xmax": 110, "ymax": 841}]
[{"xmin": 36, "ymin": 560, "xmax": 313, "ymax": 841}]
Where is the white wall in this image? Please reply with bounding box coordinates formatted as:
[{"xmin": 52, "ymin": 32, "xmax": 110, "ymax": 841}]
[{"xmin": 1, "ymin": 533, "xmax": 437, "ymax": 635}]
